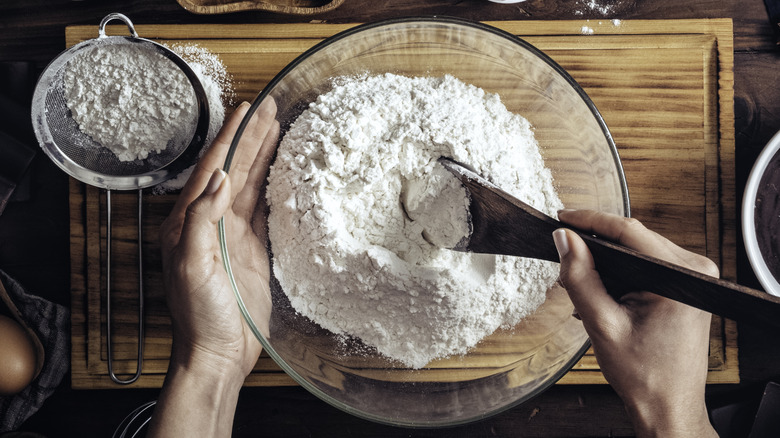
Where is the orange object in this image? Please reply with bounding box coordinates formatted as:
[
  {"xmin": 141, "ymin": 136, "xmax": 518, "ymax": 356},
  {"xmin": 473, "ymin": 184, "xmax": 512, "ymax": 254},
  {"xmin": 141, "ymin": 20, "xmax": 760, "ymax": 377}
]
[
  {"xmin": 0, "ymin": 314, "xmax": 38, "ymax": 395},
  {"xmin": 0, "ymin": 280, "xmax": 44, "ymax": 396}
]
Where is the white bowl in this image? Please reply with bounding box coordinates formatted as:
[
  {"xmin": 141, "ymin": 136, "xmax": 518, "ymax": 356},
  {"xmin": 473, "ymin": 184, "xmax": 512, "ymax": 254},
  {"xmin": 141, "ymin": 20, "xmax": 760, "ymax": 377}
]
[{"xmin": 743, "ymin": 130, "xmax": 780, "ymax": 297}]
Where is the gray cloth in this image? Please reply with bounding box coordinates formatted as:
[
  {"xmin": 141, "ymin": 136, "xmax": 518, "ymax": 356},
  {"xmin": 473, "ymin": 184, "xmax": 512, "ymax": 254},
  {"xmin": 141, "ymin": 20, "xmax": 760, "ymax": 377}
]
[{"xmin": 0, "ymin": 270, "xmax": 69, "ymax": 432}]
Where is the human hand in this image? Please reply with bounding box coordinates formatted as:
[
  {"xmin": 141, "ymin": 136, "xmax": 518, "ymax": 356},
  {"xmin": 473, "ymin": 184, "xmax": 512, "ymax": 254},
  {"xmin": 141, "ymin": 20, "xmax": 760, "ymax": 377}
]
[
  {"xmin": 148, "ymin": 99, "xmax": 279, "ymax": 438},
  {"xmin": 159, "ymin": 99, "xmax": 280, "ymax": 379},
  {"xmin": 553, "ymin": 210, "xmax": 718, "ymax": 438}
]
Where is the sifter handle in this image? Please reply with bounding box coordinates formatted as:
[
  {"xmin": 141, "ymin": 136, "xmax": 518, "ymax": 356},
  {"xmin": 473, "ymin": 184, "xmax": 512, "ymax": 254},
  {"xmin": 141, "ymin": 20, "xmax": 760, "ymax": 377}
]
[{"xmin": 98, "ymin": 13, "xmax": 139, "ymax": 39}]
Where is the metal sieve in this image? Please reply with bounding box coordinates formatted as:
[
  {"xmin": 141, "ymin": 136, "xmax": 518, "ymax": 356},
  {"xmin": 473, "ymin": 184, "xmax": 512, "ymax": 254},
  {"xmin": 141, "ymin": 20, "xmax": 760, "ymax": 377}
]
[{"xmin": 31, "ymin": 13, "xmax": 210, "ymax": 384}]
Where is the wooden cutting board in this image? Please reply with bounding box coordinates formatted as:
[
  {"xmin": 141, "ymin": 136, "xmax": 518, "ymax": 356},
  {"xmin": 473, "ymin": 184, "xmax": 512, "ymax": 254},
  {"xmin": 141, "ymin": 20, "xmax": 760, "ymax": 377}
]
[{"xmin": 67, "ymin": 19, "xmax": 738, "ymax": 389}]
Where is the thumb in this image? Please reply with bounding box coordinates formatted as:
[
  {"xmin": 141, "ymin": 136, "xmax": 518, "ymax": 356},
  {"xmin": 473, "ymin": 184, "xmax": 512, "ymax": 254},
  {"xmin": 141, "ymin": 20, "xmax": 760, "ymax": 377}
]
[
  {"xmin": 179, "ymin": 169, "xmax": 232, "ymax": 254},
  {"xmin": 553, "ymin": 228, "xmax": 621, "ymax": 326}
]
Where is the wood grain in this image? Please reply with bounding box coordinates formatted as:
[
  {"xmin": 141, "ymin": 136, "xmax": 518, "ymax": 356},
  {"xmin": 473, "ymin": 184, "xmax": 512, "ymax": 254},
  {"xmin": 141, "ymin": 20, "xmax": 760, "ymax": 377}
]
[
  {"xmin": 0, "ymin": 0, "xmax": 772, "ymax": 64},
  {"xmin": 442, "ymin": 157, "xmax": 780, "ymax": 329},
  {"xmin": 175, "ymin": 0, "xmax": 345, "ymax": 16},
  {"xmin": 67, "ymin": 19, "xmax": 739, "ymax": 388}
]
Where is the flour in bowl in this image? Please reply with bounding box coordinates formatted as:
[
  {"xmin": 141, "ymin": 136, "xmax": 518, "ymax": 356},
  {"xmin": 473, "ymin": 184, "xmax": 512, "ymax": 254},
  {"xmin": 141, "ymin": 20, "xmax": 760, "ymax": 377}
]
[{"xmin": 267, "ymin": 73, "xmax": 563, "ymax": 369}]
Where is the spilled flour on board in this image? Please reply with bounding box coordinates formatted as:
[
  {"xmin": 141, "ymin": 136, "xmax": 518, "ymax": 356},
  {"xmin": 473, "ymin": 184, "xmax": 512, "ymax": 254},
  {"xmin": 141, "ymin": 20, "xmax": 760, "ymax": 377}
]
[{"xmin": 153, "ymin": 44, "xmax": 235, "ymax": 194}]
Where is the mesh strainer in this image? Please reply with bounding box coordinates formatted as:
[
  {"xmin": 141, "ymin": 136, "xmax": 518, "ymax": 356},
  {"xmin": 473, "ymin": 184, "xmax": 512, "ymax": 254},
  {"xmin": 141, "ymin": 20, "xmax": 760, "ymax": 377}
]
[{"xmin": 31, "ymin": 13, "xmax": 210, "ymax": 384}]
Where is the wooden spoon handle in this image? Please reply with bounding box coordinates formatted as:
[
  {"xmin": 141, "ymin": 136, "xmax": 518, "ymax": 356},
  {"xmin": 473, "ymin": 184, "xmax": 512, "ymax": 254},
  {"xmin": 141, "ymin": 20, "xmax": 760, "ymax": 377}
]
[
  {"xmin": 576, "ymin": 231, "xmax": 780, "ymax": 328},
  {"xmin": 440, "ymin": 156, "xmax": 780, "ymax": 328}
]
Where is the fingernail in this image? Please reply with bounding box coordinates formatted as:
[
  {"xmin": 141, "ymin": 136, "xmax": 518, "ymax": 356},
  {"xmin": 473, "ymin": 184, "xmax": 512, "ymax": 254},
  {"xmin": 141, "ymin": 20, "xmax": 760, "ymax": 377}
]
[
  {"xmin": 204, "ymin": 169, "xmax": 227, "ymax": 195},
  {"xmin": 552, "ymin": 228, "xmax": 569, "ymax": 259}
]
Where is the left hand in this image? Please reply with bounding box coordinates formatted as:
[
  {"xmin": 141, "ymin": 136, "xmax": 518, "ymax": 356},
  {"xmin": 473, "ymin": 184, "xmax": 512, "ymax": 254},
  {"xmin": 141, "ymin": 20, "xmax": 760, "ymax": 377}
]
[{"xmin": 159, "ymin": 99, "xmax": 280, "ymax": 378}]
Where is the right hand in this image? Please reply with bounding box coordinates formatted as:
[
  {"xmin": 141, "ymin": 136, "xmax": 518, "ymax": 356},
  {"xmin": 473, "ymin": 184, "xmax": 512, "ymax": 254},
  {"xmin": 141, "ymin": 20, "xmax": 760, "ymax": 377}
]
[
  {"xmin": 159, "ymin": 99, "xmax": 279, "ymax": 379},
  {"xmin": 149, "ymin": 99, "xmax": 280, "ymax": 438},
  {"xmin": 553, "ymin": 209, "xmax": 719, "ymax": 438}
]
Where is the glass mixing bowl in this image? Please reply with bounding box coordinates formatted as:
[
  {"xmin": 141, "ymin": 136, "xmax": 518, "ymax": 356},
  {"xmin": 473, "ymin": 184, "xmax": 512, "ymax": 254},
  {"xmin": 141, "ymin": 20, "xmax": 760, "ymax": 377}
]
[{"xmin": 219, "ymin": 17, "xmax": 629, "ymax": 427}]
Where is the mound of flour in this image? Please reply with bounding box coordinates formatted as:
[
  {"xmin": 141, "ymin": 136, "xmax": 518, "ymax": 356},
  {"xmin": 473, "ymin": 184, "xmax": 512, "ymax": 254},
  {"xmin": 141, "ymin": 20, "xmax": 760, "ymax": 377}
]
[
  {"xmin": 63, "ymin": 43, "xmax": 198, "ymax": 162},
  {"xmin": 267, "ymin": 74, "xmax": 563, "ymax": 369}
]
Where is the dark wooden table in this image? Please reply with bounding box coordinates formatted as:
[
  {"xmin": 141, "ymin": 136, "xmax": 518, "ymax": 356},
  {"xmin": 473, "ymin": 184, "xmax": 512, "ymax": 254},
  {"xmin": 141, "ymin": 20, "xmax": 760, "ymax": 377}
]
[{"xmin": 2, "ymin": 1, "xmax": 780, "ymax": 436}]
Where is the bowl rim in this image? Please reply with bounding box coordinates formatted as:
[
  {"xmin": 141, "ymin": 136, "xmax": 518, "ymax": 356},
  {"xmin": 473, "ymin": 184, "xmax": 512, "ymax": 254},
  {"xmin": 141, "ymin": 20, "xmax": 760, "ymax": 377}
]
[
  {"xmin": 219, "ymin": 15, "xmax": 629, "ymax": 428},
  {"xmin": 742, "ymin": 129, "xmax": 780, "ymax": 297}
]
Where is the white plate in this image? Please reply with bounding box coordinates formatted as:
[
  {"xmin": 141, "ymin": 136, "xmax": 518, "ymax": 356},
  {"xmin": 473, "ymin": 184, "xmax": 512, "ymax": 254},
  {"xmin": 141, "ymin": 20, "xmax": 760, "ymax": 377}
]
[{"xmin": 743, "ymin": 130, "xmax": 780, "ymax": 297}]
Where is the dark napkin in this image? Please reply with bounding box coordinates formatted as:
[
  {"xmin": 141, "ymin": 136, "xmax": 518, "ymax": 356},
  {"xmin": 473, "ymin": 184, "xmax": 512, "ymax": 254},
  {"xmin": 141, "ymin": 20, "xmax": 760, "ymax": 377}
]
[{"xmin": 0, "ymin": 270, "xmax": 69, "ymax": 432}]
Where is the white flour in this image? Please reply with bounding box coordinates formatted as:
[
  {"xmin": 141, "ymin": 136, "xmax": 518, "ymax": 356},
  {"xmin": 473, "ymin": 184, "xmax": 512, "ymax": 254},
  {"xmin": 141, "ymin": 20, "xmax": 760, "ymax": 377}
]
[
  {"xmin": 63, "ymin": 43, "xmax": 198, "ymax": 162},
  {"xmin": 574, "ymin": 0, "xmax": 618, "ymax": 15},
  {"xmin": 402, "ymin": 163, "xmax": 471, "ymax": 249},
  {"xmin": 153, "ymin": 44, "xmax": 233, "ymax": 194},
  {"xmin": 267, "ymin": 74, "xmax": 563, "ymax": 369}
]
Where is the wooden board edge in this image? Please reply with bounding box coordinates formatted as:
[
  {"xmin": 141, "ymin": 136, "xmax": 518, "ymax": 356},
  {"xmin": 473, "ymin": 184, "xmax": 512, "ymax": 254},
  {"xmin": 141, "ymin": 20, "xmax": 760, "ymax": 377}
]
[
  {"xmin": 85, "ymin": 184, "xmax": 104, "ymax": 374},
  {"xmin": 712, "ymin": 18, "xmax": 740, "ymax": 385},
  {"xmin": 65, "ymin": 18, "xmax": 735, "ymax": 46},
  {"xmin": 558, "ymin": 371, "xmax": 608, "ymax": 385},
  {"xmin": 71, "ymin": 371, "xmax": 297, "ymax": 389},
  {"xmin": 69, "ymin": 178, "xmax": 90, "ymax": 389}
]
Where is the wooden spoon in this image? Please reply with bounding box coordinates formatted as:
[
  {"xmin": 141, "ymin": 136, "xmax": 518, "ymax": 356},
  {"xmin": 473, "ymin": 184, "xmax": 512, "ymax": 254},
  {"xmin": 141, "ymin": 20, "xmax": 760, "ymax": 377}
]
[{"xmin": 439, "ymin": 157, "xmax": 780, "ymax": 328}]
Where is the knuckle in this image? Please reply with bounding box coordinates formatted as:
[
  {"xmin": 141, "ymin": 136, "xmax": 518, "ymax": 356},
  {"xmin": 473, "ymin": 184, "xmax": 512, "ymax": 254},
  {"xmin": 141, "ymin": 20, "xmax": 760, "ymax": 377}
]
[
  {"xmin": 613, "ymin": 216, "xmax": 646, "ymax": 243},
  {"xmin": 622, "ymin": 216, "xmax": 643, "ymax": 227},
  {"xmin": 184, "ymin": 199, "xmax": 205, "ymax": 221},
  {"xmin": 691, "ymin": 256, "xmax": 720, "ymax": 278},
  {"xmin": 621, "ymin": 216, "xmax": 646, "ymax": 233}
]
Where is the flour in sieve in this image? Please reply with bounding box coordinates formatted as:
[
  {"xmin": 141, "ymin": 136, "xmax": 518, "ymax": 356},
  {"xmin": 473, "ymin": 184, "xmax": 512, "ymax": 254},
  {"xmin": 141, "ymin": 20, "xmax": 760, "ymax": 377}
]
[
  {"xmin": 63, "ymin": 43, "xmax": 198, "ymax": 162},
  {"xmin": 267, "ymin": 74, "xmax": 564, "ymax": 369}
]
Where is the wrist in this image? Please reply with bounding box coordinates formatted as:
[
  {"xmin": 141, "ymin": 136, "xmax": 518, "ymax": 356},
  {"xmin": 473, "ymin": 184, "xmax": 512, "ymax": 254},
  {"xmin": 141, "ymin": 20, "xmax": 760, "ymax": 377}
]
[
  {"xmin": 169, "ymin": 342, "xmax": 249, "ymax": 385},
  {"xmin": 625, "ymin": 397, "xmax": 716, "ymax": 438},
  {"xmin": 147, "ymin": 343, "xmax": 247, "ymax": 437}
]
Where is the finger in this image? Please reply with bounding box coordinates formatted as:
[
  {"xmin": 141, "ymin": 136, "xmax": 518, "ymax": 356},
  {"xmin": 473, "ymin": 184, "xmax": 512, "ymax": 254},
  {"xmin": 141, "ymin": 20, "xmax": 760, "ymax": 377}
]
[
  {"xmin": 170, "ymin": 102, "xmax": 252, "ymax": 222},
  {"xmin": 178, "ymin": 169, "xmax": 232, "ymax": 258},
  {"xmin": 557, "ymin": 209, "xmax": 666, "ymax": 251},
  {"xmin": 161, "ymin": 103, "xmax": 251, "ymax": 252},
  {"xmin": 558, "ymin": 209, "xmax": 718, "ymax": 276},
  {"xmin": 233, "ymin": 120, "xmax": 280, "ymax": 221},
  {"xmin": 553, "ymin": 228, "xmax": 623, "ymax": 329},
  {"xmin": 227, "ymin": 97, "xmax": 278, "ymax": 201}
]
